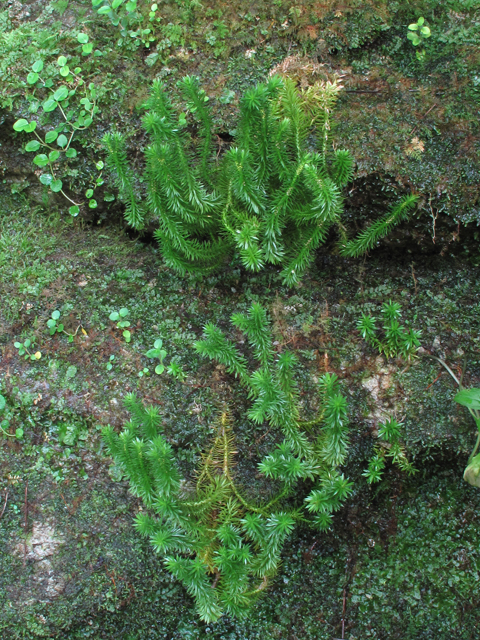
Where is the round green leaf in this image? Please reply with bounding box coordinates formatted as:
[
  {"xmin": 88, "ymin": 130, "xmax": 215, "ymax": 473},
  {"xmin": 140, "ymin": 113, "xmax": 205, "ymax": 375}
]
[
  {"xmin": 14, "ymin": 342, "xmax": 22, "ymax": 348},
  {"xmin": 13, "ymin": 118, "xmax": 29, "ymax": 132},
  {"xmin": 39, "ymin": 173, "xmax": 53, "ymax": 186},
  {"xmin": 421, "ymin": 26, "xmax": 431, "ymax": 37},
  {"xmin": 69, "ymin": 205, "xmax": 80, "ymax": 216},
  {"xmin": 42, "ymin": 98, "xmax": 58, "ymax": 112},
  {"xmin": 112, "ymin": 0, "xmax": 124, "ymax": 8},
  {"xmin": 24, "ymin": 121, "xmax": 37, "ymax": 133},
  {"xmin": 51, "ymin": 179, "xmax": 63, "ymax": 193},
  {"xmin": 53, "ymin": 86, "xmax": 69, "ymax": 102},
  {"xmin": 104, "ymin": 193, "xmax": 115, "ymax": 202},
  {"xmin": 60, "ymin": 66, "xmax": 70, "ymax": 77},
  {"xmin": 52, "ymin": 310, "xmax": 61, "ymax": 320},
  {"xmin": 109, "ymin": 312, "xmax": 119, "ymax": 321},
  {"xmin": 24, "ymin": 339, "xmax": 31, "ymax": 348},
  {"xmin": 32, "ymin": 60, "xmax": 44, "ymax": 73},
  {"xmin": 65, "ymin": 148, "xmax": 77, "ymax": 158},
  {"xmin": 82, "ymin": 43, "xmax": 94, "ymax": 54},
  {"xmin": 27, "ymin": 72, "xmax": 39, "ymax": 84},
  {"xmin": 77, "ymin": 33, "xmax": 89, "ymax": 43},
  {"xmin": 25, "ymin": 140, "xmax": 41, "ymax": 152},
  {"xmin": 119, "ymin": 308, "xmax": 128, "ymax": 317},
  {"xmin": 96, "ymin": 160, "xmax": 104, "ymax": 170},
  {"xmin": 15, "ymin": 428, "xmax": 24, "ymax": 439},
  {"xmin": 155, "ymin": 364, "xmax": 164, "ymax": 375},
  {"xmin": 417, "ymin": 17, "xmax": 425, "ymax": 25},
  {"xmin": 88, "ymin": 199, "xmax": 98, "ymax": 209},
  {"xmin": 33, "ymin": 154, "xmax": 49, "ymax": 167},
  {"xmin": 57, "ymin": 55, "xmax": 67, "ymax": 67},
  {"xmin": 123, "ymin": 330, "xmax": 131, "ymax": 342},
  {"xmin": 154, "ymin": 339, "xmax": 163, "ymax": 349},
  {"xmin": 49, "ymin": 150, "xmax": 61, "ymax": 162},
  {"xmin": 408, "ymin": 23, "xmax": 419, "ymax": 31},
  {"xmin": 47, "ymin": 319, "xmax": 56, "ymax": 328},
  {"xmin": 45, "ymin": 130, "xmax": 59, "ymax": 144},
  {"xmin": 57, "ymin": 134, "xmax": 68, "ymax": 148},
  {"xmin": 97, "ymin": 5, "xmax": 112, "ymax": 14},
  {"xmin": 85, "ymin": 188, "xmax": 94, "ymax": 198}
]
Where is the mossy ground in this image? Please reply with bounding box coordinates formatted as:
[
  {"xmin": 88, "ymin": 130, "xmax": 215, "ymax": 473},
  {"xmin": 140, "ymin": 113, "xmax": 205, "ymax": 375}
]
[
  {"xmin": 1, "ymin": 0, "xmax": 480, "ymax": 638},
  {"xmin": 1, "ymin": 199, "xmax": 479, "ymax": 639}
]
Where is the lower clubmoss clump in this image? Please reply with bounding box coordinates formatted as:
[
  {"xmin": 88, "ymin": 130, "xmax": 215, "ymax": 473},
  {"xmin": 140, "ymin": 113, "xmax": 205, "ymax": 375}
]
[{"xmin": 103, "ymin": 303, "xmax": 353, "ymax": 622}]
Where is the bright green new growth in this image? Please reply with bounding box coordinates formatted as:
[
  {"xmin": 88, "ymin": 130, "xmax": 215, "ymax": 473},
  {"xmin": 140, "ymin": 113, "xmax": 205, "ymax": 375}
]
[
  {"xmin": 103, "ymin": 304, "xmax": 353, "ymax": 622},
  {"xmin": 109, "ymin": 307, "xmax": 131, "ymax": 341},
  {"xmin": 13, "ymin": 42, "xmax": 102, "ymax": 214},
  {"xmin": 104, "ymin": 76, "xmax": 418, "ymax": 285},
  {"xmin": 358, "ymin": 300, "xmax": 421, "ymax": 359},
  {"xmin": 363, "ymin": 417, "xmax": 416, "ymax": 484}
]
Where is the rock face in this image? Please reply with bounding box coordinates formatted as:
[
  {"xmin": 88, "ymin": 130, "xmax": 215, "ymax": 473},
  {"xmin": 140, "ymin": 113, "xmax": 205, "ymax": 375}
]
[{"xmin": 13, "ymin": 521, "xmax": 65, "ymax": 603}]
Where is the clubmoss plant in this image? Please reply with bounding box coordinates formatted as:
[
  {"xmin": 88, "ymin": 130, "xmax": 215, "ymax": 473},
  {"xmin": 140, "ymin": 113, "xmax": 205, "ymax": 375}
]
[
  {"xmin": 103, "ymin": 303, "xmax": 353, "ymax": 622},
  {"xmin": 357, "ymin": 300, "xmax": 421, "ymax": 359},
  {"xmin": 363, "ymin": 417, "xmax": 416, "ymax": 484},
  {"xmin": 103, "ymin": 76, "xmax": 418, "ymax": 285}
]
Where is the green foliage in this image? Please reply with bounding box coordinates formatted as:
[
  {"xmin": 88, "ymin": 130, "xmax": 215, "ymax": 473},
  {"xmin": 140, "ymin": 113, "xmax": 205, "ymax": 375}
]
[
  {"xmin": 104, "ymin": 77, "xmax": 417, "ymax": 285},
  {"xmin": 92, "ymin": 0, "xmax": 160, "ymax": 49},
  {"xmin": 104, "ymin": 304, "xmax": 353, "ymax": 622},
  {"xmin": 0, "ymin": 394, "xmax": 23, "ymax": 439},
  {"xmin": 12, "ymin": 45, "xmax": 102, "ymax": 213},
  {"xmin": 46, "ymin": 309, "xmax": 82, "ymax": 342},
  {"xmin": 407, "ymin": 16, "xmax": 432, "ymax": 60},
  {"xmin": 363, "ymin": 417, "xmax": 416, "ymax": 484},
  {"xmin": 358, "ymin": 300, "xmax": 421, "ymax": 359},
  {"xmin": 428, "ymin": 357, "xmax": 480, "ymax": 487},
  {"xmin": 109, "ymin": 307, "xmax": 131, "ymax": 341},
  {"xmin": 13, "ymin": 338, "xmax": 41, "ymax": 362},
  {"xmin": 145, "ymin": 338, "xmax": 167, "ymax": 374}
]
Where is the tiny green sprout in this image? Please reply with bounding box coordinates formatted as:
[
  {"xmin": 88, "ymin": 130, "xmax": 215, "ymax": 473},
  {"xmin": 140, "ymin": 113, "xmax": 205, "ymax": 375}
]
[
  {"xmin": 145, "ymin": 339, "xmax": 167, "ymax": 374},
  {"xmin": 378, "ymin": 417, "xmax": 402, "ymax": 443},
  {"xmin": 107, "ymin": 354, "xmax": 115, "ymax": 371},
  {"xmin": 167, "ymin": 362, "xmax": 186, "ymax": 380},
  {"xmin": 109, "ymin": 308, "xmax": 131, "ymax": 342},
  {"xmin": 47, "ymin": 309, "xmax": 64, "ymax": 335},
  {"xmin": 138, "ymin": 367, "xmax": 149, "ymax": 378},
  {"xmin": 407, "ymin": 17, "xmax": 431, "ymax": 60},
  {"xmin": 13, "ymin": 339, "xmax": 41, "ymax": 361}
]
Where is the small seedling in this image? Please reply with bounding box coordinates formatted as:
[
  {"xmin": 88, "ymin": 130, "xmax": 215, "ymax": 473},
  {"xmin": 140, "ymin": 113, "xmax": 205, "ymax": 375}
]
[
  {"xmin": 107, "ymin": 354, "xmax": 115, "ymax": 370},
  {"xmin": 145, "ymin": 339, "xmax": 166, "ymax": 374},
  {"xmin": 363, "ymin": 417, "xmax": 415, "ymax": 484},
  {"xmin": 47, "ymin": 310, "xmax": 64, "ymax": 335},
  {"xmin": 138, "ymin": 367, "xmax": 150, "ymax": 378},
  {"xmin": 46, "ymin": 310, "xmax": 82, "ymax": 342},
  {"xmin": 407, "ymin": 16, "xmax": 431, "ymax": 61},
  {"xmin": 109, "ymin": 308, "xmax": 131, "ymax": 342},
  {"xmin": 0, "ymin": 394, "xmax": 23, "ymax": 439},
  {"xmin": 358, "ymin": 301, "xmax": 421, "ymax": 359},
  {"xmin": 14, "ymin": 339, "xmax": 41, "ymax": 361},
  {"xmin": 167, "ymin": 361, "xmax": 186, "ymax": 380}
]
